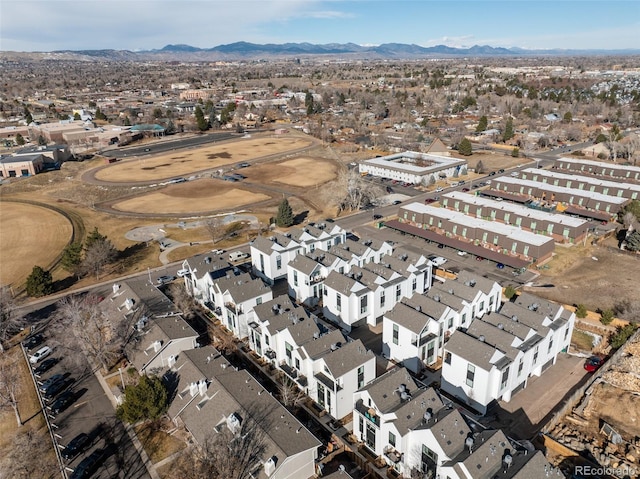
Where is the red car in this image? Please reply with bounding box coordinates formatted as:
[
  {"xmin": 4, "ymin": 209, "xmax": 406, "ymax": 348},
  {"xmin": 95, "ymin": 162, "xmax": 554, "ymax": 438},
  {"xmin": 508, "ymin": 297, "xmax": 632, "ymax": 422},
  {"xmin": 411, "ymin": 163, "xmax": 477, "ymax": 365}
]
[{"xmin": 584, "ymin": 356, "xmax": 604, "ymax": 373}]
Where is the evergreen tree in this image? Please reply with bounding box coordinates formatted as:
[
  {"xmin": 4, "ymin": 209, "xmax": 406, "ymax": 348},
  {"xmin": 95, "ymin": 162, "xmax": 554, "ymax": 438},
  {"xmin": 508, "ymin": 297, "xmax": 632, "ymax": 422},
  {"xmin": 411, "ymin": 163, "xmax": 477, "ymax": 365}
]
[
  {"xmin": 502, "ymin": 116, "xmax": 514, "ymax": 142},
  {"xmin": 305, "ymin": 91, "xmax": 315, "ymax": 116},
  {"xmin": 563, "ymin": 112, "xmax": 573, "ymax": 123},
  {"xmin": 73, "ymin": 112, "xmax": 81, "ymax": 120},
  {"xmin": 458, "ymin": 137, "xmax": 473, "ymax": 156},
  {"xmin": 511, "ymin": 147, "xmax": 520, "ymax": 157},
  {"xmin": 194, "ymin": 105, "xmax": 209, "ymax": 131},
  {"xmin": 15, "ymin": 133, "xmax": 25, "ymax": 146},
  {"xmin": 626, "ymin": 230, "xmax": 640, "ymax": 252},
  {"xmin": 25, "ymin": 266, "xmax": 53, "ymax": 297},
  {"xmin": 85, "ymin": 227, "xmax": 107, "ymax": 249},
  {"xmin": 24, "ymin": 107, "xmax": 33, "ymax": 125},
  {"xmin": 61, "ymin": 242, "xmax": 83, "ymax": 274},
  {"xmin": 276, "ymin": 198, "xmax": 294, "ymax": 227},
  {"xmin": 116, "ymin": 375, "xmax": 168, "ymax": 423},
  {"xmin": 94, "ymin": 107, "xmax": 107, "ymax": 121},
  {"xmin": 594, "ymin": 133, "xmax": 607, "ymax": 144},
  {"xmin": 475, "ymin": 115, "xmax": 488, "ymax": 132}
]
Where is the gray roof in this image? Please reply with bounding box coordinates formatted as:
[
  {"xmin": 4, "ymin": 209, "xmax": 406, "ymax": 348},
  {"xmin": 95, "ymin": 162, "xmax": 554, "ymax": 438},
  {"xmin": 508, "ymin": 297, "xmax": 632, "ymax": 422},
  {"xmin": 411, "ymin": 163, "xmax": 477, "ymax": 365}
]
[
  {"xmin": 467, "ymin": 320, "xmax": 518, "ymax": 362},
  {"xmin": 215, "ymin": 273, "xmax": 270, "ymax": 303},
  {"xmin": 402, "ymin": 294, "xmax": 450, "ymax": 321},
  {"xmin": 253, "ymin": 296, "xmax": 318, "ymax": 344},
  {"xmin": 419, "ymin": 407, "xmax": 471, "ymax": 458},
  {"xmin": 302, "ymin": 329, "xmax": 346, "ymax": 360},
  {"xmin": 323, "ymin": 270, "xmax": 366, "ymax": 296},
  {"xmin": 445, "ymin": 331, "xmax": 499, "ymax": 371},
  {"xmin": 387, "ymin": 387, "xmax": 443, "ymax": 436},
  {"xmin": 359, "ymin": 367, "xmax": 419, "ymax": 413},
  {"xmin": 122, "ymin": 276, "xmax": 179, "ymax": 316},
  {"xmin": 385, "ymin": 302, "xmax": 431, "ymax": 335},
  {"xmin": 456, "ymin": 269, "xmax": 500, "ymax": 296},
  {"xmin": 287, "ymin": 254, "xmax": 321, "ymax": 276},
  {"xmin": 427, "ymin": 285, "xmax": 466, "ymax": 310},
  {"xmin": 322, "ymin": 339, "xmax": 374, "ymax": 378}
]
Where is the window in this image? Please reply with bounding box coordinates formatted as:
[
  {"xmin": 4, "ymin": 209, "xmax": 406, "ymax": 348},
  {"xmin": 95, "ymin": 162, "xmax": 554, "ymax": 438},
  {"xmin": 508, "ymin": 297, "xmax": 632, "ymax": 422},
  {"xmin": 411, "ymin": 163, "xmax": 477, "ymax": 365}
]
[
  {"xmin": 336, "ymin": 294, "xmax": 342, "ymax": 312},
  {"xmin": 285, "ymin": 342, "xmax": 293, "ymax": 361},
  {"xmin": 564, "ymin": 327, "xmax": 569, "ymax": 340},
  {"xmin": 461, "ymin": 313, "xmax": 467, "ymax": 325},
  {"xmin": 265, "ymin": 335, "xmax": 270, "ymax": 346},
  {"xmin": 548, "ymin": 337, "xmax": 553, "ymax": 353},
  {"xmin": 533, "ymin": 346, "xmax": 539, "ymax": 365},
  {"xmin": 479, "ymin": 301, "xmax": 484, "ymax": 312},
  {"xmin": 380, "ymin": 291, "xmax": 385, "ymax": 308},
  {"xmin": 395, "ymin": 284, "xmax": 402, "ymax": 302},
  {"xmin": 360, "ymin": 295, "xmax": 368, "ymax": 315},
  {"xmin": 293, "ymin": 270, "xmax": 298, "ymax": 287},
  {"xmin": 389, "ymin": 432, "xmax": 396, "ymax": 447},
  {"xmin": 260, "ymin": 255, "xmax": 265, "ymax": 273},
  {"xmin": 256, "ymin": 297, "xmax": 262, "ymax": 305},
  {"xmin": 447, "ymin": 317, "xmax": 453, "ymax": 329},
  {"xmin": 392, "ymin": 324, "xmax": 399, "ymax": 345},
  {"xmin": 276, "ymin": 255, "xmax": 282, "ymax": 270},
  {"xmin": 518, "ymin": 358, "xmax": 523, "ymax": 376},
  {"xmin": 317, "ymin": 383, "xmax": 325, "ymax": 407},
  {"xmin": 295, "ymin": 358, "xmax": 300, "ymax": 370},
  {"xmin": 466, "ymin": 364, "xmax": 475, "ymax": 387},
  {"xmin": 412, "ymin": 277, "xmax": 417, "ymax": 292},
  {"xmin": 501, "ymin": 367, "xmax": 509, "ymax": 390},
  {"xmin": 444, "ymin": 352, "xmax": 451, "ymax": 365},
  {"xmin": 358, "ymin": 366, "xmax": 365, "ymax": 389}
]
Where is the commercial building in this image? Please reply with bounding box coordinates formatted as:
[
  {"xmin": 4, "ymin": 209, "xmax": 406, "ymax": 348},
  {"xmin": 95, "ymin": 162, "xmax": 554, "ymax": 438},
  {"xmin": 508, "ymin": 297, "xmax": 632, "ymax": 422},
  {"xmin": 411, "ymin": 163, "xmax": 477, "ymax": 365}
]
[{"xmin": 359, "ymin": 151, "xmax": 466, "ymax": 185}]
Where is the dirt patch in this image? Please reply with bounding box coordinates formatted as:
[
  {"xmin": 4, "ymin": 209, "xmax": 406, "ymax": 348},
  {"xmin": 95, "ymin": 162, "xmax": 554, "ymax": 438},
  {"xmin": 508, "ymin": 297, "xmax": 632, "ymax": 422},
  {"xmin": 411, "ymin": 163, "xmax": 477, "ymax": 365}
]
[
  {"xmin": 583, "ymin": 383, "xmax": 640, "ymax": 439},
  {"xmin": 94, "ymin": 136, "xmax": 312, "ymax": 183},
  {"xmin": 111, "ymin": 179, "xmax": 271, "ymax": 214},
  {"xmin": 0, "ymin": 202, "xmax": 73, "ymax": 287},
  {"xmin": 523, "ymin": 239, "xmax": 640, "ymax": 313}
]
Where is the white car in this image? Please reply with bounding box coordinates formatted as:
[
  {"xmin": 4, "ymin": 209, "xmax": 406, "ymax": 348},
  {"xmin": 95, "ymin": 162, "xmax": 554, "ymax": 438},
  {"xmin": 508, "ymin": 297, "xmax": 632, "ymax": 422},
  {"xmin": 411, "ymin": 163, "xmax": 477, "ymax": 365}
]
[
  {"xmin": 211, "ymin": 249, "xmax": 225, "ymax": 255},
  {"xmin": 30, "ymin": 346, "xmax": 52, "ymax": 364},
  {"xmin": 431, "ymin": 256, "xmax": 448, "ymax": 267},
  {"xmin": 176, "ymin": 268, "xmax": 190, "ymax": 277},
  {"xmin": 457, "ymin": 251, "xmax": 468, "ymax": 257},
  {"xmin": 435, "ymin": 187, "xmax": 444, "ymax": 192}
]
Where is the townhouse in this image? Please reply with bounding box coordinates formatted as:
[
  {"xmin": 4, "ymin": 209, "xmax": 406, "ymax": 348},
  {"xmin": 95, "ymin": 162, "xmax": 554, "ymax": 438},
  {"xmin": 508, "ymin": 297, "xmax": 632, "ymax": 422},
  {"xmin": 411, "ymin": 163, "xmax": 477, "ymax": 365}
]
[
  {"xmin": 287, "ymin": 250, "xmax": 347, "ymax": 307},
  {"xmin": 250, "ymin": 223, "xmax": 347, "ymax": 284},
  {"xmin": 488, "ymin": 176, "xmax": 629, "ymax": 219},
  {"xmin": 519, "ymin": 167, "xmax": 640, "ymax": 201},
  {"xmin": 396, "ymin": 202, "xmax": 555, "ymax": 265},
  {"xmin": 554, "ymin": 156, "xmax": 640, "ymax": 182},
  {"xmin": 181, "ymin": 252, "xmax": 233, "ymax": 306},
  {"xmin": 441, "ymin": 293, "xmax": 575, "ymax": 414},
  {"xmin": 438, "ymin": 429, "xmax": 555, "ymax": 479},
  {"xmin": 211, "ymin": 272, "xmax": 273, "ymax": 340},
  {"xmin": 441, "ymin": 191, "xmax": 589, "ymax": 244},
  {"xmin": 383, "ymin": 271, "xmax": 501, "ymax": 373},
  {"xmin": 167, "ymin": 346, "xmax": 321, "ymax": 479}
]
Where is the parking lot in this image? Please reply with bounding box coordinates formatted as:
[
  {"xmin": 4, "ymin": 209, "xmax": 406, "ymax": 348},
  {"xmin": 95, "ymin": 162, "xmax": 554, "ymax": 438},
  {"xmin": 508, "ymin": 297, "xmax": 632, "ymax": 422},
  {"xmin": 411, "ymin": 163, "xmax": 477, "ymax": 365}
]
[{"xmin": 23, "ymin": 326, "xmax": 150, "ymax": 479}]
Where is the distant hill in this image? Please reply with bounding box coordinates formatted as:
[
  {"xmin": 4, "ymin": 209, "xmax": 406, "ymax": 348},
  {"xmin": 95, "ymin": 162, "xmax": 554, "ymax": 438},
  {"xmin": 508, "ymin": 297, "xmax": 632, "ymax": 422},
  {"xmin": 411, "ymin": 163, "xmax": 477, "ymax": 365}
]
[{"xmin": 3, "ymin": 42, "xmax": 639, "ymax": 62}]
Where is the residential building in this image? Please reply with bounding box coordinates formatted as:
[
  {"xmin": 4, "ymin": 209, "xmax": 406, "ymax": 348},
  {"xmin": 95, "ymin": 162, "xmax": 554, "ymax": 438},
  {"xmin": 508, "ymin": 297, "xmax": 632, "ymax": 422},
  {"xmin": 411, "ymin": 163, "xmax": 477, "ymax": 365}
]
[
  {"xmin": 555, "ymin": 157, "xmax": 640, "ymax": 182},
  {"xmin": 441, "ymin": 293, "xmax": 575, "ymax": 414},
  {"xmin": 359, "ymin": 151, "xmax": 466, "ymax": 185},
  {"xmin": 287, "ymin": 250, "xmax": 347, "ymax": 307},
  {"xmin": 396, "ymin": 203, "xmax": 555, "ymax": 265},
  {"xmin": 441, "ymin": 191, "xmax": 589, "ymax": 244},
  {"xmin": 167, "ymin": 346, "xmax": 321, "ymax": 479},
  {"xmin": 181, "ymin": 252, "xmax": 233, "ymax": 306}
]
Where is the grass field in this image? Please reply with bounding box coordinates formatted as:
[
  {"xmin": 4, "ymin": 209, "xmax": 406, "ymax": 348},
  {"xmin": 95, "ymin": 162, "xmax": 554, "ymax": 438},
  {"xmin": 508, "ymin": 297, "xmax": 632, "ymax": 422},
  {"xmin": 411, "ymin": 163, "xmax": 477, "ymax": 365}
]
[
  {"xmin": 111, "ymin": 179, "xmax": 272, "ymax": 214},
  {"xmin": 248, "ymin": 156, "xmax": 338, "ymax": 187},
  {"xmin": 94, "ymin": 136, "xmax": 312, "ymax": 183},
  {"xmin": 0, "ymin": 202, "xmax": 73, "ymax": 287}
]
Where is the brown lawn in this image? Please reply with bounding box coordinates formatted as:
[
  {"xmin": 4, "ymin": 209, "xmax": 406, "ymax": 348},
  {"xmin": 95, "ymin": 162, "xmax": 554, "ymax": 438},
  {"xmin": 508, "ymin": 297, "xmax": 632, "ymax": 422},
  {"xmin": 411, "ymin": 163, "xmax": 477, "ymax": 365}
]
[
  {"xmin": 0, "ymin": 202, "xmax": 73, "ymax": 287},
  {"xmin": 94, "ymin": 136, "xmax": 312, "ymax": 183},
  {"xmin": 268, "ymin": 157, "xmax": 337, "ymax": 187},
  {"xmin": 111, "ymin": 179, "xmax": 271, "ymax": 214}
]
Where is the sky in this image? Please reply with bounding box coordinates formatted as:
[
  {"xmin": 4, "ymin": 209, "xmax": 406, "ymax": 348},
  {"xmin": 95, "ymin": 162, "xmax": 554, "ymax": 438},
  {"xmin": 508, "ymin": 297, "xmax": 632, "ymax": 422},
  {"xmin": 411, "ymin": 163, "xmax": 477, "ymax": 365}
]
[{"xmin": 1, "ymin": 0, "xmax": 639, "ymax": 52}]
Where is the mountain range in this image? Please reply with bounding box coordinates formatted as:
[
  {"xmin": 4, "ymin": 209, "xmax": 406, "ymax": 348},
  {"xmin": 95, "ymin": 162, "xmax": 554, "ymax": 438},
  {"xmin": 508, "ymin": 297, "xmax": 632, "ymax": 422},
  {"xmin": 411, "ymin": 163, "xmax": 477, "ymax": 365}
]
[{"xmin": 5, "ymin": 42, "xmax": 639, "ymax": 61}]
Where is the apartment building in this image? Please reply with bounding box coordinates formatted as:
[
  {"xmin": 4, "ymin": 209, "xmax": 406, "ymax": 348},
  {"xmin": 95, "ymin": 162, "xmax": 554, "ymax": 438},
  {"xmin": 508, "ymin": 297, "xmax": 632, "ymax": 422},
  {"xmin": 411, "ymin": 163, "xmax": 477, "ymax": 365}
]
[
  {"xmin": 359, "ymin": 151, "xmax": 466, "ymax": 185},
  {"xmin": 554, "ymin": 157, "xmax": 640, "ymax": 182}
]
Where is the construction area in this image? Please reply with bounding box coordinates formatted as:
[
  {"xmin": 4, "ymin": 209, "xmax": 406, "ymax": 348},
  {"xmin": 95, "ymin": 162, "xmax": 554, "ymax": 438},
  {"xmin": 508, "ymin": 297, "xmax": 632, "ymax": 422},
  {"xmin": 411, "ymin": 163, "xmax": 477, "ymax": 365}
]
[{"xmin": 543, "ymin": 329, "xmax": 640, "ymax": 478}]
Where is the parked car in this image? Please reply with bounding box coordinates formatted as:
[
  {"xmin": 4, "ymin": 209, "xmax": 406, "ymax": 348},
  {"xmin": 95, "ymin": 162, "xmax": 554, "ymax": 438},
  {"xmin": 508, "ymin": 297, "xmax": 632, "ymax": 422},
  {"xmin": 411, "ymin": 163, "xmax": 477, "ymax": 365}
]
[
  {"xmin": 156, "ymin": 275, "xmax": 175, "ymax": 285},
  {"xmin": 437, "ymin": 243, "xmax": 445, "ymax": 249},
  {"xmin": 457, "ymin": 251, "xmax": 468, "ymax": 257},
  {"xmin": 48, "ymin": 390, "xmax": 75, "ymax": 416},
  {"xmin": 435, "ymin": 187, "xmax": 444, "ymax": 192},
  {"xmin": 496, "ymin": 263, "xmax": 505, "ymax": 269},
  {"xmin": 61, "ymin": 433, "xmax": 91, "ymax": 461},
  {"xmin": 237, "ymin": 162, "xmax": 250, "ymax": 168},
  {"xmin": 462, "ymin": 188, "xmax": 470, "ymax": 192},
  {"xmin": 176, "ymin": 269, "xmax": 190, "ymax": 277},
  {"xmin": 229, "ymin": 251, "xmax": 249, "ymax": 262},
  {"xmin": 29, "ymin": 346, "xmax": 52, "ymax": 364},
  {"xmin": 39, "ymin": 373, "xmax": 65, "ymax": 392},
  {"xmin": 489, "ymin": 171, "xmax": 496, "ymax": 176},
  {"xmin": 211, "ymin": 249, "xmax": 226, "ymax": 255},
  {"xmin": 372, "ymin": 214, "xmax": 383, "ymax": 220},
  {"xmin": 498, "ymin": 169, "xmax": 505, "ymax": 174},
  {"xmin": 430, "ymin": 257, "xmax": 448, "ymax": 267},
  {"xmin": 34, "ymin": 358, "xmax": 59, "ymax": 377},
  {"xmin": 425, "ymin": 198, "xmax": 436, "ymax": 204},
  {"xmin": 23, "ymin": 333, "xmax": 44, "ymax": 350},
  {"xmin": 69, "ymin": 448, "xmax": 107, "ymax": 479},
  {"xmin": 43, "ymin": 377, "xmax": 73, "ymax": 400},
  {"xmin": 584, "ymin": 356, "xmax": 604, "ymax": 373},
  {"xmin": 392, "ymin": 200, "xmax": 402, "ymax": 205}
]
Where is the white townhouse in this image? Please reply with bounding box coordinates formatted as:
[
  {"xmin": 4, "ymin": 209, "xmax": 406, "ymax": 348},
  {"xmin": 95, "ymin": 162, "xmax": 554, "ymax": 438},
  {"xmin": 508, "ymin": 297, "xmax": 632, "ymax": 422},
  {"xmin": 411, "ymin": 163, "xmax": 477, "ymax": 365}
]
[
  {"xmin": 287, "ymin": 250, "xmax": 348, "ymax": 307},
  {"xmin": 181, "ymin": 252, "xmax": 233, "ymax": 306},
  {"xmin": 329, "ymin": 236, "xmax": 394, "ymax": 268},
  {"xmin": 438, "ymin": 429, "xmax": 555, "ymax": 479},
  {"xmin": 441, "ymin": 293, "xmax": 575, "ymax": 414},
  {"xmin": 210, "ymin": 272, "xmax": 273, "ymax": 340},
  {"xmin": 251, "ymin": 223, "xmax": 347, "ymax": 285},
  {"xmin": 382, "ymin": 272, "xmax": 502, "ymax": 374}
]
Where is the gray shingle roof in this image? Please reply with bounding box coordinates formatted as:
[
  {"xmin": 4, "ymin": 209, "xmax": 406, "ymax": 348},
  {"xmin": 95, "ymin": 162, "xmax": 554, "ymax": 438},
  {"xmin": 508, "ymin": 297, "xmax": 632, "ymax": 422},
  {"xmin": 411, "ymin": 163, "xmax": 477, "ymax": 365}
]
[
  {"xmin": 388, "ymin": 387, "xmax": 443, "ymax": 435},
  {"xmin": 322, "ymin": 339, "xmax": 373, "ymax": 378},
  {"xmin": 385, "ymin": 302, "xmax": 431, "ymax": 335},
  {"xmin": 446, "ymin": 331, "xmax": 499, "ymax": 371},
  {"xmin": 419, "ymin": 407, "xmax": 471, "ymax": 458},
  {"xmin": 402, "ymin": 294, "xmax": 450, "ymax": 321},
  {"xmin": 302, "ymin": 329, "xmax": 346, "ymax": 360},
  {"xmin": 359, "ymin": 367, "xmax": 419, "ymax": 413}
]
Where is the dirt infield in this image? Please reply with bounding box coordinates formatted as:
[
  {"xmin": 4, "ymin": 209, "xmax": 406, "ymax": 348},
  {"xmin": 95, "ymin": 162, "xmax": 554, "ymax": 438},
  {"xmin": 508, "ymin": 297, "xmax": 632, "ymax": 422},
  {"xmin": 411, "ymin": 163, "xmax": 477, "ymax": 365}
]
[
  {"xmin": 111, "ymin": 179, "xmax": 271, "ymax": 215},
  {"xmin": 0, "ymin": 202, "xmax": 73, "ymax": 287},
  {"xmin": 94, "ymin": 136, "xmax": 312, "ymax": 183}
]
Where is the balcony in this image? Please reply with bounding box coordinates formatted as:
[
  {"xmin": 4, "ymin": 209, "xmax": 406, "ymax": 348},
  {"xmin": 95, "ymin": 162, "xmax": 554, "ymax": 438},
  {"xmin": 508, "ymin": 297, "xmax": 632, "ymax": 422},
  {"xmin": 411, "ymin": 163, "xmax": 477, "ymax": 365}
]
[
  {"xmin": 309, "ymin": 275, "xmax": 325, "ymax": 285},
  {"xmin": 412, "ymin": 332, "xmax": 436, "ymax": 348},
  {"xmin": 355, "ymin": 400, "xmax": 380, "ymax": 427},
  {"xmin": 383, "ymin": 445, "xmax": 403, "ymax": 464},
  {"xmin": 280, "ymin": 362, "xmax": 308, "ymax": 388},
  {"xmin": 225, "ymin": 302, "xmax": 243, "ymax": 314}
]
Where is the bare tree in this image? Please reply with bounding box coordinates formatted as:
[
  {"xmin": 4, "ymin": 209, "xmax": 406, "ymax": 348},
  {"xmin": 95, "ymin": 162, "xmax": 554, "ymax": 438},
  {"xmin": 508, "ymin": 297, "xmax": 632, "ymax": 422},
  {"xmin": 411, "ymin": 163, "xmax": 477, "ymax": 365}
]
[
  {"xmin": 0, "ymin": 286, "xmax": 22, "ymax": 352},
  {"xmin": 325, "ymin": 169, "xmax": 384, "ymax": 214},
  {"xmin": 173, "ymin": 407, "xmax": 269, "ymax": 479},
  {"xmin": 277, "ymin": 376, "xmax": 306, "ymax": 410},
  {"xmin": 0, "ymin": 354, "xmax": 22, "ymax": 426},
  {"xmin": 55, "ymin": 294, "xmax": 119, "ymax": 372},
  {"xmin": 204, "ymin": 218, "xmax": 225, "ymax": 244},
  {"xmin": 0, "ymin": 426, "xmax": 58, "ymax": 479},
  {"xmin": 168, "ymin": 282, "xmax": 198, "ymax": 318},
  {"xmin": 81, "ymin": 238, "xmax": 117, "ymax": 280}
]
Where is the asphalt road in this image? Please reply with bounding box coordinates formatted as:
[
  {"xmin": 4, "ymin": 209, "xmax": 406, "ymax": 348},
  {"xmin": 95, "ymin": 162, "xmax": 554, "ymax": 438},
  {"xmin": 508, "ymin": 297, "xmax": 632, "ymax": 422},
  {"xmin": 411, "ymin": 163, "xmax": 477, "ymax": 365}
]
[{"xmin": 101, "ymin": 132, "xmax": 238, "ymax": 158}]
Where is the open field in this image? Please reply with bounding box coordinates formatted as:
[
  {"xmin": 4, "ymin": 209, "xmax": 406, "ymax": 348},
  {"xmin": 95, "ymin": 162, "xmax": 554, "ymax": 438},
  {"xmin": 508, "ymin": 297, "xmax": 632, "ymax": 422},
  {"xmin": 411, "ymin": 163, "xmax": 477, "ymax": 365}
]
[
  {"xmin": 0, "ymin": 202, "xmax": 73, "ymax": 287},
  {"xmin": 111, "ymin": 179, "xmax": 271, "ymax": 214},
  {"xmin": 523, "ymin": 238, "xmax": 640, "ymax": 314},
  {"xmin": 250, "ymin": 156, "xmax": 338, "ymax": 187},
  {"xmin": 94, "ymin": 136, "xmax": 312, "ymax": 183}
]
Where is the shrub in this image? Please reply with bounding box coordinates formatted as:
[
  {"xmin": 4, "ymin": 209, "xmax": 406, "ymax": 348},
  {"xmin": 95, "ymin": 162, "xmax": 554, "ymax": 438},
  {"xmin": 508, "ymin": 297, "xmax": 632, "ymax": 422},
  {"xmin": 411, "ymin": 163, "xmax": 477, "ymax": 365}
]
[
  {"xmin": 600, "ymin": 309, "xmax": 614, "ymax": 325},
  {"xmin": 504, "ymin": 285, "xmax": 517, "ymax": 299},
  {"xmin": 575, "ymin": 304, "xmax": 588, "ymax": 319},
  {"xmin": 609, "ymin": 324, "xmax": 638, "ymax": 349},
  {"xmin": 116, "ymin": 375, "xmax": 168, "ymax": 423}
]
